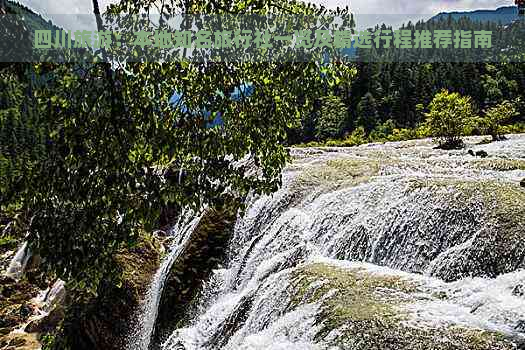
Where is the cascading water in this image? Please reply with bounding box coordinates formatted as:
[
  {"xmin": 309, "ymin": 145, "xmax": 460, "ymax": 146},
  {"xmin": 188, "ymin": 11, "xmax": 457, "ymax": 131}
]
[
  {"xmin": 127, "ymin": 212, "xmax": 203, "ymax": 350},
  {"xmin": 130, "ymin": 135, "xmax": 525, "ymax": 350},
  {"xmin": 6, "ymin": 241, "xmax": 32, "ymax": 280}
]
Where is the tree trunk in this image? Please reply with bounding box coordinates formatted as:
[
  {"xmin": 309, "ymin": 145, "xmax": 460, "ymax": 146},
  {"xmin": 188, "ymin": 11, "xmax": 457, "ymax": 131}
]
[
  {"xmin": 91, "ymin": 0, "xmax": 112, "ymax": 80},
  {"xmin": 91, "ymin": 0, "xmax": 104, "ymax": 32}
]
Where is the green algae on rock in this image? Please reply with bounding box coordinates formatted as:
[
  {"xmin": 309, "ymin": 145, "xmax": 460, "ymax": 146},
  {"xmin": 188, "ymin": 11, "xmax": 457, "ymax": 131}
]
[
  {"xmin": 291, "ymin": 158, "xmax": 381, "ymax": 194},
  {"xmin": 405, "ymin": 178, "xmax": 525, "ymax": 281},
  {"xmin": 58, "ymin": 233, "xmax": 162, "ymax": 350},
  {"xmin": 470, "ymin": 159, "xmax": 525, "ymax": 171},
  {"xmin": 290, "ymin": 263, "xmax": 518, "ymax": 350}
]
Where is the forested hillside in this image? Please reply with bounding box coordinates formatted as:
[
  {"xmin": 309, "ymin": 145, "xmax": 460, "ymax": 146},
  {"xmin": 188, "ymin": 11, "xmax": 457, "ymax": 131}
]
[
  {"xmin": 288, "ymin": 15, "xmax": 525, "ymax": 145},
  {"xmin": 4, "ymin": 1, "xmax": 62, "ymax": 32},
  {"xmin": 431, "ymin": 6, "xmax": 519, "ymax": 25}
]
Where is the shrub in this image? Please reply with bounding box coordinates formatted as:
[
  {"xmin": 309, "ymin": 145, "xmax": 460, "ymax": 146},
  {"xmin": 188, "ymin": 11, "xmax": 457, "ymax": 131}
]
[
  {"xmin": 342, "ymin": 127, "xmax": 368, "ymax": 146},
  {"xmin": 501, "ymin": 122, "xmax": 525, "ymax": 135},
  {"xmin": 425, "ymin": 90, "xmax": 475, "ymax": 149},
  {"xmin": 369, "ymin": 119, "xmax": 396, "ymax": 142},
  {"xmin": 482, "ymin": 100, "xmax": 519, "ymax": 141}
]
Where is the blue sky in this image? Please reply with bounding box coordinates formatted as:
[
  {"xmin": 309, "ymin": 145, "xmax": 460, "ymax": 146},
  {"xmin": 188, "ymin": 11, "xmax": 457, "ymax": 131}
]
[{"xmin": 18, "ymin": 0, "xmax": 515, "ymax": 31}]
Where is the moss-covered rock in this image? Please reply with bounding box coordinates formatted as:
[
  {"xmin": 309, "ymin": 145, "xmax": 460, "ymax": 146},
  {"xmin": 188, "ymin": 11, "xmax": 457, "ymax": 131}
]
[
  {"xmin": 59, "ymin": 234, "xmax": 162, "ymax": 350},
  {"xmin": 471, "ymin": 159, "xmax": 525, "ymax": 171},
  {"xmin": 286, "ymin": 157, "xmax": 383, "ymax": 210},
  {"xmin": 0, "ymin": 275, "xmax": 40, "ymax": 344},
  {"xmin": 406, "ymin": 178, "xmax": 525, "ymax": 281},
  {"xmin": 291, "ymin": 263, "xmax": 518, "ymax": 350},
  {"xmin": 153, "ymin": 201, "xmax": 240, "ymax": 344},
  {"xmin": 292, "ymin": 158, "xmax": 381, "ymax": 193}
]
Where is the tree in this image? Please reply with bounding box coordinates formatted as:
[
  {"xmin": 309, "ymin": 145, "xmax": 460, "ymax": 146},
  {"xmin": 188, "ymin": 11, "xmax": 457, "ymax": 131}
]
[
  {"xmin": 315, "ymin": 95, "xmax": 347, "ymax": 141},
  {"xmin": 483, "ymin": 100, "xmax": 519, "ymax": 141},
  {"xmin": 482, "ymin": 64, "xmax": 519, "ymax": 107},
  {"xmin": 356, "ymin": 92, "xmax": 379, "ymax": 133},
  {"xmin": 425, "ymin": 90, "xmax": 474, "ymax": 149},
  {"xmin": 0, "ymin": 0, "xmax": 353, "ymax": 303}
]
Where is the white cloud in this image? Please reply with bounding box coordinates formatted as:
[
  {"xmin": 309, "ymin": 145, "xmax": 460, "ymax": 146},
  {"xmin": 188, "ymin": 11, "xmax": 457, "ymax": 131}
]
[
  {"xmin": 317, "ymin": 0, "xmax": 513, "ymax": 13},
  {"xmin": 16, "ymin": 0, "xmax": 116, "ymax": 31},
  {"xmin": 17, "ymin": 0, "xmax": 517, "ymax": 31},
  {"xmin": 18, "ymin": 0, "xmax": 114, "ymax": 15},
  {"xmin": 318, "ymin": 0, "xmax": 515, "ymax": 29}
]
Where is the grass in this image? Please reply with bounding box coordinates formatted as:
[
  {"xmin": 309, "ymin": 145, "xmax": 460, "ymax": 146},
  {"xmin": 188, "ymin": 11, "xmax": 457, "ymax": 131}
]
[{"xmin": 0, "ymin": 235, "xmax": 18, "ymax": 252}]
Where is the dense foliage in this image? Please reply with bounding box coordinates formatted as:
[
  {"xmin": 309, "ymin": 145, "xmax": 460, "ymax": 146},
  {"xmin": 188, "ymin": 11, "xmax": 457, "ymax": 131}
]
[
  {"xmin": 482, "ymin": 99, "xmax": 520, "ymax": 140},
  {"xmin": 0, "ymin": 0, "xmax": 354, "ymax": 303},
  {"xmin": 1, "ymin": 1, "xmax": 525, "ymax": 347},
  {"xmin": 289, "ymin": 16, "xmax": 525, "ymax": 145},
  {"xmin": 315, "ymin": 95, "xmax": 347, "ymax": 140},
  {"xmin": 425, "ymin": 90, "xmax": 474, "ymax": 148}
]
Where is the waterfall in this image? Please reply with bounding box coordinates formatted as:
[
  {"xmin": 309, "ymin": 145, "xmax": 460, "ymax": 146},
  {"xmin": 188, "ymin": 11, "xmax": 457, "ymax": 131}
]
[
  {"xmin": 36, "ymin": 279, "xmax": 66, "ymax": 312},
  {"xmin": 131, "ymin": 135, "xmax": 525, "ymax": 350},
  {"xmin": 6, "ymin": 241, "xmax": 32, "ymax": 280},
  {"xmin": 127, "ymin": 212, "xmax": 203, "ymax": 350}
]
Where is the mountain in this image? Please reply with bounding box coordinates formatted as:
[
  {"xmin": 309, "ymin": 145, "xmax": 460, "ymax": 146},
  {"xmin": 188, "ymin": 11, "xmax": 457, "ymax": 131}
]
[
  {"xmin": 430, "ymin": 6, "xmax": 519, "ymax": 26},
  {"xmin": 1, "ymin": 1, "xmax": 83, "ymax": 62},
  {"xmin": 4, "ymin": 0, "xmax": 63, "ymax": 32}
]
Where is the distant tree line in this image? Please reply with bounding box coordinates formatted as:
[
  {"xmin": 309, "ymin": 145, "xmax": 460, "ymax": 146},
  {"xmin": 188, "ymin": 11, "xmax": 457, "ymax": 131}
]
[{"xmin": 287, "ymin": 16, "xmax": 525, "ymax": 146}]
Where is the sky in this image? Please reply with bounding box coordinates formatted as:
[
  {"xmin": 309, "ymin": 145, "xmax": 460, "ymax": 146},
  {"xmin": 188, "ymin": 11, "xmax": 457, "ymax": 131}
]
[{"xmin": 17, "ymin": 0, "xmax": 516, "ymax": 31}]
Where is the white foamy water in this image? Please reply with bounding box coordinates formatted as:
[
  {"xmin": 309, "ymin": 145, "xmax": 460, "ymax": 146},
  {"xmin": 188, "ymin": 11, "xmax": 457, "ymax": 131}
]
[
  {"xmin": 126, "ymin": 212, "xmax": 203, "ymax": 350},
  {"xmin": 5, "ymin": 242, "xmax": 32, "ymax": 280},
  {"xmin": 127, "ymin": 135, "xmax": 525, "ymax": 350}
]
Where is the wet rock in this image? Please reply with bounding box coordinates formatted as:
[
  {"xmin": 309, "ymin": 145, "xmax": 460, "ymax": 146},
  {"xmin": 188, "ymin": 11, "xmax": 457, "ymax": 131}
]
[
  {"xmin": 289, "ymin": 263, "xmax": 518, "ymax": 350},
  {"xmin": 407, "ymin": 179, "xmax": 525, "ymax": 282},
  {"xmin": 513, "ymin": 284, "xmax": 525, "ymax": 297},
  {"xmin": 161, "ymin": 235, "xmax": 177, "ymax": 248},
  {"xmin": 516, "ymin": 320, "xmax": 525, "ymax": 333},
  {"xmin": 472, "ymin": 159, "xmax": 525, "ymax": 171},
  {"xmin": 37, "ymin": 279, "xmax": 66, "ymax": 313},
  {"xmin": 61, "ymin": 233, "xmax": 162, "ymax": 350},
  {"xmin": 169, "ymin": 340, "xmax": 187, "ymax": 350},
  {"xmin": 2, "ymin": 279, "xmax": 68, "ymax": 337},
  {"xmin": 476, "ymin": 150, "xmax": 489, "ymax": 158},
  {"xmin": 0, "ymin": 276, "xmax": 39, "ymax": 335},
  {"xmin": 153, "ymin": 229, "xmax": 168, "ymax": 237},
  {"xmin": 468, "ymin": 150, "xmax": 475, "ymax": 156},
  {"xmin": 520, "ymin": 179, "xmax": 525, "ymax": 188},
  {"xmin": 25, "ymin": 254, "xmax": 41, "ymax": 273},
  {"xmin": 0, "ymin": 331, "xmax": 40, "ymax": 350},
  {"xmin": 470, "ymin": 302, "xmax": 484, "ymax": 314},
  {"xmin": 19, "ymin": 303, "xmax": 33, "ymax": 318},
  {"xmin": 0, "ymin": 275, "xmax": 16, "ymax": 296},
  {"xmin": 24, "ymin": 306, "xmax": 65, "ymax": 333},
  {"xmin": 0, "ymin": 250, "xmax": 15, "ymax": 272},
  {"xmin": 431, "ymin": 291, "xmax": 448, "ymax": 300},
  {"xmin": 154, "ymin": 201, "xmax": 240, "ymax": 344}
]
